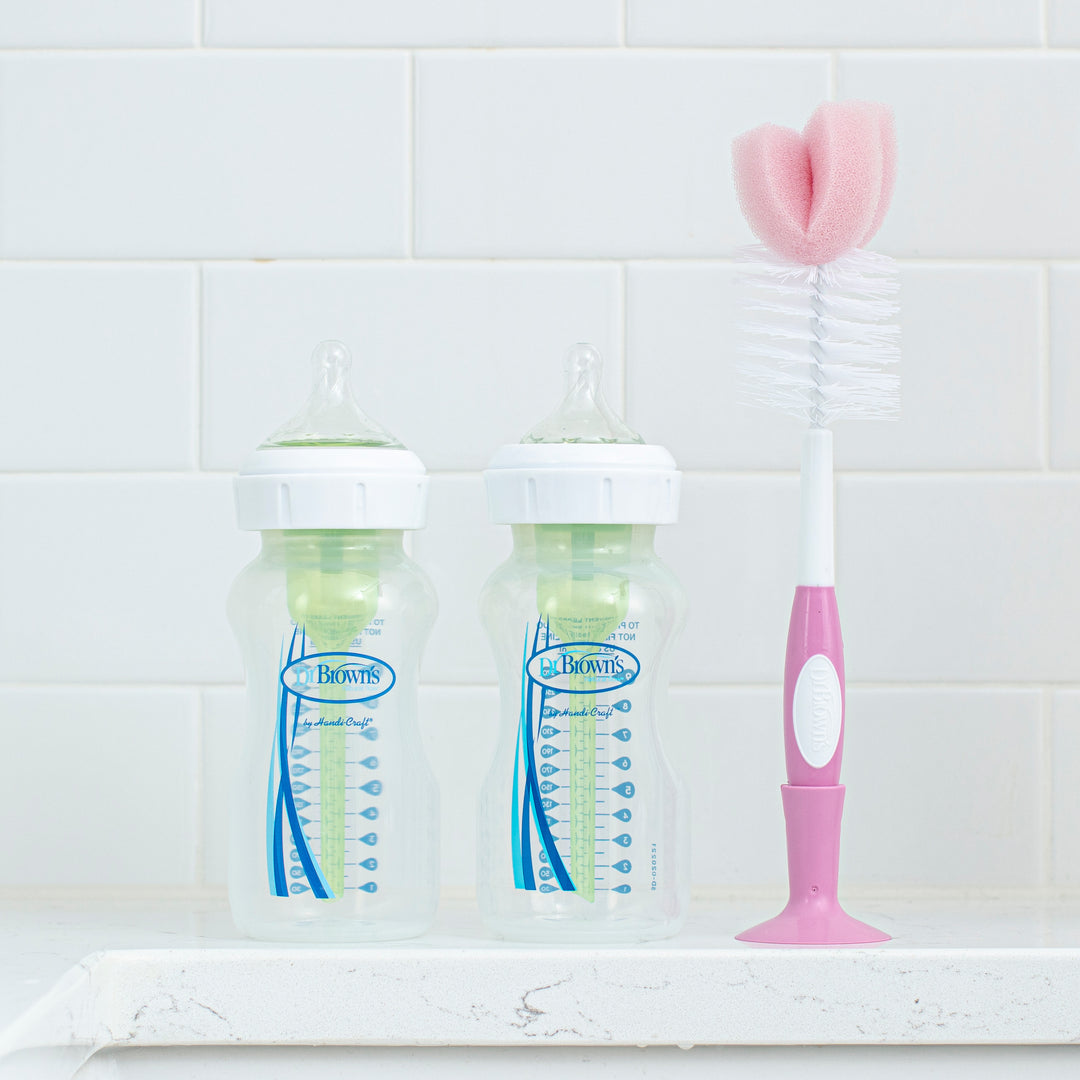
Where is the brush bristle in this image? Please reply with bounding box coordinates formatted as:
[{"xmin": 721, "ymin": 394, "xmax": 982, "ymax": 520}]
[{"xmin": 736, "ymin": 244, "xmax": 900, "ymax": 427}]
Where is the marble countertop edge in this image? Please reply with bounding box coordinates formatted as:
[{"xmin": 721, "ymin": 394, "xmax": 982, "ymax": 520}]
[{"xmin": 2, "ymin": 897, "xmax": 1079, "ymax": 1057}]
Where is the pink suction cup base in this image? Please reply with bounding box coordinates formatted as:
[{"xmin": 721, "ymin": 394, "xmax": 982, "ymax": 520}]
[
  {"xmin": 736, "ymin": 899, "xmax": 890, "ymax": 946},
  {"xmin": 736, "ymin": 784, "xmax": 891, "ymax": 946}
]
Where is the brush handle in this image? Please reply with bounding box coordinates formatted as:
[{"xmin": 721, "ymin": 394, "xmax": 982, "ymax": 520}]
[
  {"xmin": 799, "ymin": 429, "xmax": 834, "ymax": 586},
  {"xmin": 784, "ymin": 585, "xmax": 845, "ymax": 785}
]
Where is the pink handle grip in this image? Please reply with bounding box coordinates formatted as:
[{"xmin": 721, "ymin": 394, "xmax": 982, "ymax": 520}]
[{"xmin": 784, "ymin": 585, "xmax": 845, "ymax": 786}]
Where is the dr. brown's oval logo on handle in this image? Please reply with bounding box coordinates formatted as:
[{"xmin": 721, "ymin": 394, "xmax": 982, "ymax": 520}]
[{"xmin": 792, "ymin": 653, "xmax": 842, "ymax": 769}]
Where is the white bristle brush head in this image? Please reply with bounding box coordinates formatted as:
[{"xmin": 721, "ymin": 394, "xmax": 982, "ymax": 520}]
[{"xmin": 736, "ymin": 244, "xmax": 901, "ymax": 428}]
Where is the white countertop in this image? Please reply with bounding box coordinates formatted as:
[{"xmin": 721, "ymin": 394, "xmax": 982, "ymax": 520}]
[{"xmin": 2, "ymin": 896, "xmax": 1079, "ymax": 1065}]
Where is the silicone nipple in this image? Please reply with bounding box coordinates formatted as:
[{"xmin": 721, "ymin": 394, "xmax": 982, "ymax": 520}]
[
  {"xmin": 261, "ymin": 340, "xmax": 403, "ymax": 449},
  {"xmin": 522, "ymin": 344, "xmax": 643, "ymax": 445}
]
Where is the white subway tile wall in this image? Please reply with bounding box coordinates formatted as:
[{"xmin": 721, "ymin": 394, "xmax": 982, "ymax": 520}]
[
  {"xmin": 0, "ymin": 1, "xmax": 196, "ymax": 47},
  {"xmin": 0, "ymin": 477, "xmax": 254, "ymax": 685},
  {"xmin": 840, "ymin": 689, "xmax": 1045, "ymax": 888},
  {"xmin": 0, "ymin": 6, "xmax": 1075, "ymax": 899},
  {"xmin": 201, "ymin": 687, "xmax": 245, "ymax": 889},
  {"xmin": 627, "ymin": 2, "xmax": 1042, "ymax": 47},
  {"xmin": 0, "ymin": 689, "xmax": 198, "ymax": 886},
  {"xmin": 204, "ymin": 1, "xmax": 622, "ymax": 47},
  {"xmin": 658, "ymin": 475, "xmax": 801, "ymax": 685},
  {"xmin": 1048, "ymin": 0, "xmax": 1080, "ymax": 46},
  {"xmin": 412, "ymin": 475, "xmax": 509, "ymax": 685},
  {"xmin": 1050, "ymin": 266, "xmax": 1080, "ymax": 468},
  {"xmin": 415, "ymin": 54, "xmax": 829, "ymax": 257},
  {"xmin": 0, "ymin": 55, "xmax": 409, "ymax": 259},
  {"xmin": 0, "ymin": 266, "xmax": 198, "ymax": 471},
  {"xmin": 837, "ymin": 55, "xmax": 1080, "ymax": 257},
  {"xmin": 837, "ymin": 477, "xmax": 1080, "ymax": 682}
]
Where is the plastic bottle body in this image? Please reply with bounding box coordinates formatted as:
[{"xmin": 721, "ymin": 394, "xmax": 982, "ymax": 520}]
[
  {"xmin": 227, "ymin": 529, "xmax": 438, "ymax": 942},
  {"xmin": 478, "ymin": 524, "xmax": 688, "ymax": 943}
]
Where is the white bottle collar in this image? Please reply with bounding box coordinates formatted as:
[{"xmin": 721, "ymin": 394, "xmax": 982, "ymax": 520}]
[
  {"xmin": 484, "ymin": 442, "xmax": 680, "ymax": 525},
  {"xmin": 235, "ymin": 445, "xmax": 429, "ymax": 531}
]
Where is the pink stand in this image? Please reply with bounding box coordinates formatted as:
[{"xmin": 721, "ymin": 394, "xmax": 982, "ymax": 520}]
[{"xmin": 735, "ymin": 785, "xmax": 890, "ymax": 946}]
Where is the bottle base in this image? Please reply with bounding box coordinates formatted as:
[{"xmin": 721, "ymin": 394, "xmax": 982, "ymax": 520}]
[
  {"xmin": 232, "ymin": 914, "xmax": 433, "ymax": 944},
  {"xmin": 481, "ymin": 913, "xmax": 684, "ymax": 945}
]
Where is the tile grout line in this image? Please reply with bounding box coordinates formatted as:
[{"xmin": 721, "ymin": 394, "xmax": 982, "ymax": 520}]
[
  {"xmin": 1041, "ymin": 0, "xmax": 1051, "ymax": 48},
  {"xmin": 0, "ymin": 45, "xmax": 1076, "ymax": 55},
  {"xmin": 0, "ymin": 254, "xmax": 1074, "ymax": 266},
  {"xmin": 1041, "ymin": 262, "xmax": 1052, "ymax": 469},
  {"xmin": 619, "ymin": 0, "xmax": 628, "ymax": 47},
  {"xmin": 618, "ymin": 261, "xmax": 629, "ymax": 417},
  {"xmin": 0, "ymin": 255, "xmax": 1075, "ymax": 267},
  {"xmin": 3, "ymin": 883, "xmax": 1078, "ymax": 902},
  {"xmin": 192, "ymin": 263, "xmax": 204, "ymax": 471},
  {"xmin": 2, "ymin": 680, "xmax": 1079, "ymax": 693},
  {"xmin": 193, "ymin": 688, "xmax": 206, "ymax": 889},
  {"xmin": 14, "ymin": 468, "xmax": 1080, "ymax": 480},
  {"xmin": 0, "ymin": 885, "xmax": 230, "ymax": 901},
  {"xmin": 669, "ymin": 681, "xmax": 1066, "ymax": 692},
  {"xmin": 407, "ymin": 51, "xmax": 417, "ymax": 259},
  {"xmin": 0, "ymin": 471, "xmax": 241, "ymax": 480},
  {"xmin": 1041, "ymin": 686, "xmax": 1055, "ymax": 888}
]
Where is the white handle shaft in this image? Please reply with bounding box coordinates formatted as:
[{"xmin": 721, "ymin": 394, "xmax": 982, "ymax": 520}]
[{"xmin": 798, "ymin": 428, "xmax": 835, "ymax": 587}]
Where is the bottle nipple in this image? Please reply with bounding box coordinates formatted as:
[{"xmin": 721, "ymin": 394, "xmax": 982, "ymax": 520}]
[
  {"xmin": 261, "ymin": 340, "xmax": 403, "ymax": 449},
  {"xmin": 522, "ymin": 344, "xmax": 644, "ymax": 445}
]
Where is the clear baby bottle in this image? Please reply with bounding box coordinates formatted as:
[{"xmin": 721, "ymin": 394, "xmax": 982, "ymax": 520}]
[
  {"xmin": 478, "ymin": 343, "xmax": 688, "ymax": 942},
  {"xmin": 227, "ymin": 340, "xmax": 438, "ymax": 942}
]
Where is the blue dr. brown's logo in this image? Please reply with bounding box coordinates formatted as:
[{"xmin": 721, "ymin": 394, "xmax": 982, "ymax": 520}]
[
  {"xmin": 526, "ymin": 643, "xmax": 640, "ymax": 694},
  {"xmin": 280, "ymin": 652, "xmax": 396, "ymax": 704}
]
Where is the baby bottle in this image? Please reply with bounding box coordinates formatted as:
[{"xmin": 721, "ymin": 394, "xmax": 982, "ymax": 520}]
[
  {"xmin": 478, "ymin": 343, "xmax": 688, "ymax": 942},
  {"xmin": 227, "ymin": 340, "xmax": 438, "ymax": 942}
]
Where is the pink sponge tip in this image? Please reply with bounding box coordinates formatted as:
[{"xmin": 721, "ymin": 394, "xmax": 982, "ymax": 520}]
[{"xmin": 732, "ymin": 100, "xmax": 896, "ymax": 265}]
